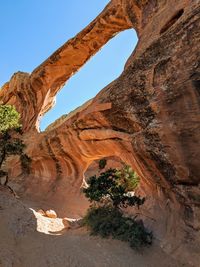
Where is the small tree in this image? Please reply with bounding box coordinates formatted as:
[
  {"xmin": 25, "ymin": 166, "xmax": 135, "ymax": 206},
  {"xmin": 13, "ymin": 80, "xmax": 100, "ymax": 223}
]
[
  {"xmin": 83, "ymin": 166, "xmax": 152, "ymax": 249},
  {"xmin": 0, "ymin": 104, "xmax": 31, "ymax": 184},
  {"xmin": 83, "ymin": 167, "xmax": 144, "ymax": 209},
  {"xmin": 115, "ymin": 165, "xmax": 140, "ymax": 191},
  {"xmin": 0, "ymin": 104, "xmax": 21, "ymax": 133}
]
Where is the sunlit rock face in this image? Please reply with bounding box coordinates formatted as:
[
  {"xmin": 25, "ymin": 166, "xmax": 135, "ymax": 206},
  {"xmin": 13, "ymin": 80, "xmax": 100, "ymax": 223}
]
[{"xmin": 0, "ymin": 1, "xmax": 200, "ymax": 265}]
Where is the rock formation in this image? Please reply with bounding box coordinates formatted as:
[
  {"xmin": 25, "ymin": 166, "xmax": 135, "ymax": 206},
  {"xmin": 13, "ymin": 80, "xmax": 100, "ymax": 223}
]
[{"xmin": 0, "ymin": 0, "xmax": 200, "ymax": 266}]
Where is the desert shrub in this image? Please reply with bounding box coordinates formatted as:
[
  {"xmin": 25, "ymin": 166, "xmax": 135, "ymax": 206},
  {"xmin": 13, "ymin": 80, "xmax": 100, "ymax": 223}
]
[
  {"xmin": 4, "ymin": 138, "xmax": 25, "ymax": 155},
  {"xmin": 83, "ymin": 205, "xmax": 152, "ymax": 249},
  {"xmin": 99, "ymin": 158, "xmax": 107, "ymax": 169},
  {"xmin": 0, "ymin": 104, "xmax": 21, "ymax": 133},
  {"xmin": 83, "ymin": 166, "xmax": 152, "ymax": 249},
  {"xmin": 83, "ymin": 168, "xmax": 145, "ymax": 209},
  {"xmin": 0, "ymin": 104, "xmax": 31, "ymax": 181},
  {"xmin": 115, "ymin": 165, "xmax": 140, "ymax": 191}
]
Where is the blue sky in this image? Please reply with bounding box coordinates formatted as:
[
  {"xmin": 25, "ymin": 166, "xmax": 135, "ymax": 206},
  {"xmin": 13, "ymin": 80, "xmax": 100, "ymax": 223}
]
[{"xmin": 0, "ymin": 1, "xmax": 137, "ymax": 130}]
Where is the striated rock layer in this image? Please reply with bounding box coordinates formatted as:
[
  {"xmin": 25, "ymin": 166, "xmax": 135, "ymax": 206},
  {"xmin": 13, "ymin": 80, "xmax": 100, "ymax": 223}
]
[{"xmin": 0, "ymin": 1, "xmax": 200, "ymax": 266}]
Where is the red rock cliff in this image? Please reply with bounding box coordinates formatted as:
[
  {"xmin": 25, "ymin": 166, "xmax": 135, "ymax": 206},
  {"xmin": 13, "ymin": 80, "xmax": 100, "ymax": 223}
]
[{"xmin": 0, "ymin": 1, "xmax": 200, "ymax": 265}]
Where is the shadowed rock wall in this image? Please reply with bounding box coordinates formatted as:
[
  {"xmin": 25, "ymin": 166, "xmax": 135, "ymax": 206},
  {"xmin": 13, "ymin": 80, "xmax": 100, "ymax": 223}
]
[{"xmin": 0, "ymin": 1, "xmax": 200, "ymax": 265}]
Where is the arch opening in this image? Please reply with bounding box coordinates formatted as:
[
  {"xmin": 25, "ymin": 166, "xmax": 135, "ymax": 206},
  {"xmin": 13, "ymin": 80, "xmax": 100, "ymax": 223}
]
[
  {"xmin": 82, "ymin": 156, "xmax": 140, "ymax": 194},
  {"xmin": 40, "ymin": 29, "xmax": 138, "ymax": 131}
]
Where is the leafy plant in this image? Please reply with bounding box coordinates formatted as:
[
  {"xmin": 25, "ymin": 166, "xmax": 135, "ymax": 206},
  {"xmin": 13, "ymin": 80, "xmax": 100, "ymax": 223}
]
[
  {"xmin": 0, "ymin": 104, "xmax": 21, "ymax": 133},
  {"xmin": 83, "ymin": 167, "xmax": 144, "ymax": 209},
  {"xmin": 83, "ymin": 165, "xmax": 152, "ymax": 249},
  {"xmin": 4, "ymin": 138, "xmax": 25, "ymax": 155},
  {"xmin": 0, "ymin": 105, "xmax": 31, "ymax": 183},
  {"xmin": 83, "ymin": 205, "xmax": 152, "ymax": 249},
  {"xmin": 115, "ymin": 165, "xmax": 140, "ymax": 191}
]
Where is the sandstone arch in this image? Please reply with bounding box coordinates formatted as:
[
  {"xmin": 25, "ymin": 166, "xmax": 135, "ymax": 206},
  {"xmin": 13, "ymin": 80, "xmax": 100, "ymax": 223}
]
[{"xmin": 1, "ymin": 1, "xmax": 200, "ymax": 265}]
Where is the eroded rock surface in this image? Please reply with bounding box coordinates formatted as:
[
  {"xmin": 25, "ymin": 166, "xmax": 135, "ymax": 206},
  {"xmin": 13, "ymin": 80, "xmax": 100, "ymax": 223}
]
[{"xmin": 0, "ymin": 1, "xmax": 200, "ymax": 266}]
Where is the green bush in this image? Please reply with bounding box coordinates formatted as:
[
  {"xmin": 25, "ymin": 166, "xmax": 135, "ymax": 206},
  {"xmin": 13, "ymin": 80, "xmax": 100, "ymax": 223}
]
[
  {"xmin": 0, "ymin": 133, "xmax": 25, "ymax": 165},
  {"xmin": 115, "ymin": 165, "xmax": 140, "ymax": 191},
  {"xmin": 83, "ymin": 168, "xmax": 145, "ymax": 208},
  {"xmin": 5, "ymin": 139, "xmax": 25, "ymax": 155},
  {"xmin": 0, "ymin": 104, "xmax": 21, "ymax": 133},
  {"xmin": 83, "ymin": 205, "xmax": 152, "ymax": 249},
  {"xmin": 83, "ymin": 166, "xmax": 152, "ymax": 249},
  {"xmin": 0, "ymin": 105, "xmax": 31, "ymax": 180}
]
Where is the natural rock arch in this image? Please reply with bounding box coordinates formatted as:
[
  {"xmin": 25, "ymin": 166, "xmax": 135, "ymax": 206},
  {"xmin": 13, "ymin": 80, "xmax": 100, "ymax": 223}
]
[{"xmin": 0, "ymin": 1, "xmax": 200, "ymax": 265}]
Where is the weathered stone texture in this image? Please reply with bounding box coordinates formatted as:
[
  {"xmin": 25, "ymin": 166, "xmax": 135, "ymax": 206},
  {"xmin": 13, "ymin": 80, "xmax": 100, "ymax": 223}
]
[{"xmin": 0, "ymin": 1, "xmax": 200, "ymax": 265}]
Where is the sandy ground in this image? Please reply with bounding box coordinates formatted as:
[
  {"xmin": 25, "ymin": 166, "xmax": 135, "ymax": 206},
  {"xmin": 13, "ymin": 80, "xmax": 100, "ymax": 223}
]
[{"xmin": 0, "ymin": 186, "xmax": 187, "ymax": 267}]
